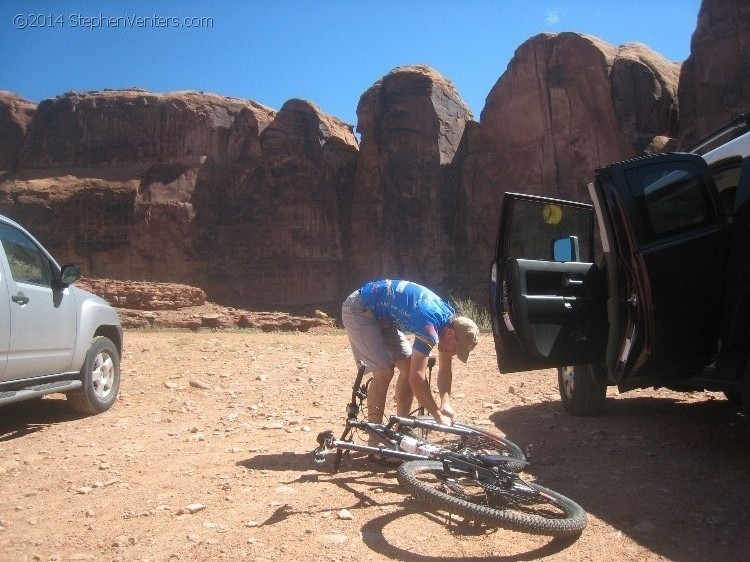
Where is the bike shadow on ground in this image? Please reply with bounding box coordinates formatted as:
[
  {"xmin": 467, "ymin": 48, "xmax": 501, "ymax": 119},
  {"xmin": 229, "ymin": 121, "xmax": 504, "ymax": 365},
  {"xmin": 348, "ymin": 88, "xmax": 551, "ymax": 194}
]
[
  {"xmin": 236, "ymin": 451, "xmax": 578, "ymax": 560},
  {"xmin": 486, "ymin": 394, "xmax": 750, "ymax": 562},
  {"xmin": 360, "ymin": 508, "xmax": 579, "ymax": 562},
  {"xmin": 237, "ymin": 452, "xmax": 404, "ymax": 521},
  {"xmin": 0, "ymin": 397, "xmax": 83, "ymax": 442}
]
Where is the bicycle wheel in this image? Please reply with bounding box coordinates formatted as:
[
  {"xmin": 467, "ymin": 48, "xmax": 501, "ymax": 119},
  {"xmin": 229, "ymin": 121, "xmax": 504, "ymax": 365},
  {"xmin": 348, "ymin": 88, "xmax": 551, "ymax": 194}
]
[
  {"xmin": 397, "ymin": 460, "xmax": 587, "ymax": 537},
  {"xmin": 413, "ymin": 418, "xmax": 526, "ymax": 472}
]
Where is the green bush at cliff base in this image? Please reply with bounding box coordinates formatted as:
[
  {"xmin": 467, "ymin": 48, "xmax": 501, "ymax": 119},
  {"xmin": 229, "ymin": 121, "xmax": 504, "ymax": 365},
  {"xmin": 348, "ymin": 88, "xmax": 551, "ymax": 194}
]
[{"xmin": 451, "ymin": 297, "xmax": 491, "ymax": 331}]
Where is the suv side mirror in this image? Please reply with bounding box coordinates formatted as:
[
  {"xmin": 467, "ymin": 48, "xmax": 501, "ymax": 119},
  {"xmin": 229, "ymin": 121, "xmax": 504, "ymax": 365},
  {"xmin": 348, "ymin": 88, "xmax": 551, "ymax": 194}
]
[
  {"xmin": 58, "ymin": 264, "xmax": 81, "ymax": 286},
  {"xmin": 552, "ymin": 236, "xmax": 580, "ymax": 262}
]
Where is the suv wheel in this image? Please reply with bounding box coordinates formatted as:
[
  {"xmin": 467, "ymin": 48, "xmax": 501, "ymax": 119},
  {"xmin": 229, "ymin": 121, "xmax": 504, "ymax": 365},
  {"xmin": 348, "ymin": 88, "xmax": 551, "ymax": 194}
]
[
  {"xmin": 558, "ymin": 364, "xmax": 607, "ymax": 416},
  {"xmin": 67, "ymin": 336, "xmax": 121, "ymax": 415}
]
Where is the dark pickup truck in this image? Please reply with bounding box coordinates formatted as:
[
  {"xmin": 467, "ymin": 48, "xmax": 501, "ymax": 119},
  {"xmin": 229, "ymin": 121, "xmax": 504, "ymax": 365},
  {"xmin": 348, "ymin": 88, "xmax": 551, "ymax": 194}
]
[{"xmin": 490, "ymin": 115, "xmax": 750, "ymax": 415}]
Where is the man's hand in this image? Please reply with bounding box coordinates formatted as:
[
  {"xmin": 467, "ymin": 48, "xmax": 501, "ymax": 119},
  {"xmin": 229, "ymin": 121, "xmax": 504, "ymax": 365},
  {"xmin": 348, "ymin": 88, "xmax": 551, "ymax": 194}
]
[
  {"xmin": 439, "ymin": 403, "xmax": 456, "ymax": 422},
  {"xmin": 433, "ymin": 410, "xmax": 453, "ymax": 426}
]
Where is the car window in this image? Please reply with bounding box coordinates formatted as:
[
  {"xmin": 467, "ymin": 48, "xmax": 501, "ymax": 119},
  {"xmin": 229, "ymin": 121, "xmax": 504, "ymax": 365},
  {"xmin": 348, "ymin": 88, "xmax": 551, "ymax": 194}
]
[
  {"xmin": 507, "ymin": 199, "xmax": 592, "ymax": 262},
  {"xmin": 625, "ymin": 161, "xmax": 718, "ymax": 245},
  {"xmin": 711, "ymin": 160, "xmax": 742, "ymax": 221},
  {"xmin": 0, "ymin": 223, "xmax": 54, "ymax": 287}
]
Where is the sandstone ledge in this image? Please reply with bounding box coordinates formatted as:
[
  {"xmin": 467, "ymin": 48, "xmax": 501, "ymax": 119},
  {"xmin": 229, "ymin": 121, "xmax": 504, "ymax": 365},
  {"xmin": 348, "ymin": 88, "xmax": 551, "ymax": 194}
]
[{"xmin": 77, "ymin": 278, "xmax": 333, "ymax": 332}]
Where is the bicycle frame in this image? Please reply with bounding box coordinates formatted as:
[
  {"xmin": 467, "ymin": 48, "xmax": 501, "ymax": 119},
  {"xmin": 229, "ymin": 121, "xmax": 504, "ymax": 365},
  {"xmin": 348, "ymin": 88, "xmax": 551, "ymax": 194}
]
[
  {"xmin": 312, "ymin": 361, "xmax": 587, "ymax": 537},
  {"xmin": 314, "ymin": 359, "xmax": 524, "ymax": 476}
]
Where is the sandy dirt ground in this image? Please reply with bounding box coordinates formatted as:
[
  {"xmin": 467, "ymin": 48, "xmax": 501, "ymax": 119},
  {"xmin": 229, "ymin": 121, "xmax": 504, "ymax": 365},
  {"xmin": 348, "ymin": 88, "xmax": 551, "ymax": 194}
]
[{"xmin": 0, "ymin": 330, "xmax": 748, "ymax": 562}]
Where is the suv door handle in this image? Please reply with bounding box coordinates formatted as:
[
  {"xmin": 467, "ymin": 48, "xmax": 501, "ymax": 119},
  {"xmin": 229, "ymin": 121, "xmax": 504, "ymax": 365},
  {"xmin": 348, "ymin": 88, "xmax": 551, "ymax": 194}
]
[{"xmin": 12, "ymin": 294, "xmax": 29, "ymax": 305}]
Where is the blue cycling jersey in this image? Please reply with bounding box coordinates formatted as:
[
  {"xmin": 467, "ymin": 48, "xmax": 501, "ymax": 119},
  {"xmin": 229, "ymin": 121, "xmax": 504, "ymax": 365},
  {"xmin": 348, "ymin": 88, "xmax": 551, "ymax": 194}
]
[{"xmin": 359, "ymin": 279, "xmax": 455, "ymax": 355}]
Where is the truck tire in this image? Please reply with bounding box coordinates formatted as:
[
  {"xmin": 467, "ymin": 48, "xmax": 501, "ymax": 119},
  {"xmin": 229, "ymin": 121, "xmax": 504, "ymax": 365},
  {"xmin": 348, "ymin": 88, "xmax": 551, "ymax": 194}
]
[
  {"xmin": 558, "ymin": 364, "xmax": 607, "ymax": 416},
  {"xmin": 67, "ymin": 337, "xmax": 121, "ymax": 415}
]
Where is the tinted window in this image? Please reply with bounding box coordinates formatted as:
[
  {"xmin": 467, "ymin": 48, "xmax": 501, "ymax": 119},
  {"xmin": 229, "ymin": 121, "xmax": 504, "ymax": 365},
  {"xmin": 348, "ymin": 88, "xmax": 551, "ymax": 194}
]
[
  {"xmin": 625, "ymin": 161, "xmax": 717, "ymax": 245},
  {"xmin": 507, "ymin": 199, "xmax": 592, "ymax": 261},
  {"xmin": 0, "ymin": 223, "xmax": 54, "ymax": 286}
]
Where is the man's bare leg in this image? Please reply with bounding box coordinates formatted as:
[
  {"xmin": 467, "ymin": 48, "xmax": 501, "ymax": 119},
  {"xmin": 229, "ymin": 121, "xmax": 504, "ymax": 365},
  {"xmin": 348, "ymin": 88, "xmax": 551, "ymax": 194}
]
[
  {"xmin": 367, "ymin": 366, "xmax": 394, "ymax": 446},
  {"xmin": 394, "ymin": 357, "xmax": 414, "ymax": 418}
]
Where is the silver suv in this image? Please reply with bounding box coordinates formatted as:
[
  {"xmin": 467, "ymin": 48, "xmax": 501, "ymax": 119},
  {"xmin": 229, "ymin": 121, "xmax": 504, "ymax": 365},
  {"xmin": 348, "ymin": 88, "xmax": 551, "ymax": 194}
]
[{"xmin": 0, "ymin": 214, "xmax": 123, "ymax": 414}]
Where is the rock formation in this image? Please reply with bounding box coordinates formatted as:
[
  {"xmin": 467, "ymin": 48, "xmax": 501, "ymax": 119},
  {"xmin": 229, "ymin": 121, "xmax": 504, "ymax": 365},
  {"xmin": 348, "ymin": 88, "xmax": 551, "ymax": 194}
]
[
  {"xmin": 677, "ymin": 0, "xmax": 750, "ymax": 148},
  {"xmin": 0, "ymin": 90, "xmax": 357, "ymax": 309},
  {"xmin": 75, "ymin": 278, "xmax": 332, "ymax": 331},
  {"xmin": 0, "ymin": 91, "xmax": 36, "ymax": 173},
  {"xmin": 349, "ymin": 65, "xmax": 473, "ymax": 290},
  {"xmin": 2, "ymin": 1, "xmax": 749, "ymax": 312},
  {"xmin": 191, "ymin": 98, "xmax": 358, "ymax": 307}
]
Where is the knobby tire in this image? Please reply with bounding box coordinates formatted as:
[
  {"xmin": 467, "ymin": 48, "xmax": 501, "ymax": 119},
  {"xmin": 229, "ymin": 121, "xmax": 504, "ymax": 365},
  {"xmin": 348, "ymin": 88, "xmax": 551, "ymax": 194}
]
[{"xmin": 397, "ymin": 460, "xmax": 587, "ymax": 537}]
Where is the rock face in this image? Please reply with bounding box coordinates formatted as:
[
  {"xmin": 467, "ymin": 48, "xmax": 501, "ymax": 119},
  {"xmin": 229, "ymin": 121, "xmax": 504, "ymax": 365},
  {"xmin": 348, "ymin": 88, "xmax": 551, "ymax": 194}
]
[
  {"xmin": 0, "ymin": 91, "xmax": 36, "ymax": 172},
  {"xmin": 474, "ymin": 33, "xmax": 679, "ymax": 202},
  {"xmin": 677, "ymin": 0, "xmax": 750, "ymax": 148},
  {"xmin": 191, "ymin": 98, "xmax": 358, "ymax": 307},
  {"xmin": 0, "ymin": 90, "xmax": 357, "ymax": 309},
  {"xmin": 2, "ymin": 5, "xmax": 749, "ymax": 312},
  {"xmin": 349, "ymin": 65, "xmax": 473, "ymax": 290}
]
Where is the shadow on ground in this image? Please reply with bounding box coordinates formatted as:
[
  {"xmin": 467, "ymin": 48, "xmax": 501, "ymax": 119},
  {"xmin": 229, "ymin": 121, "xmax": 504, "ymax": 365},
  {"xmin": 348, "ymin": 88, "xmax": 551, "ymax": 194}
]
[
  {"xmin": 487, "ymin": 394, "xmax": 750, "ymax": 562},
  {"xmin": 237, "ymin": 447, "xmax": 583, "ymax": 560},
  {"xmin": 0, "ymin": 397, "xmax": 82, "ymax": 442}
]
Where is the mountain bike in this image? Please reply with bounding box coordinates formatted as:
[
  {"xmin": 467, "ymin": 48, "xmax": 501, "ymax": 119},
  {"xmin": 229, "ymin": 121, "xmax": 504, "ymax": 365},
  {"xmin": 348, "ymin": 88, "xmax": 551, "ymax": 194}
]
[{"xmin": 312, "ymin": 359, "xmax": 587, "ymax": 537}]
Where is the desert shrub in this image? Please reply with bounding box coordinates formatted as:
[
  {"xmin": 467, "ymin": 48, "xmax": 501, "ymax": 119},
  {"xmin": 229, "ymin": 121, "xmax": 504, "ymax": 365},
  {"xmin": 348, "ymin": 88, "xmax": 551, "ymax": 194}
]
[{"xmin": 450, "ymin": 296, "xmax": 491, "ymax": 331}]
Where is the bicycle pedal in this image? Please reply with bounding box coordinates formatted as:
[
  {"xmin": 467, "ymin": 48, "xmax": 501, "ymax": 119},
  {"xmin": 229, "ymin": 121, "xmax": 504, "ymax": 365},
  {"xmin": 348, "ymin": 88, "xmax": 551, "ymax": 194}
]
[{"xmin": 312, "ymin": 450, "xmax": 328, "ymax": 464}]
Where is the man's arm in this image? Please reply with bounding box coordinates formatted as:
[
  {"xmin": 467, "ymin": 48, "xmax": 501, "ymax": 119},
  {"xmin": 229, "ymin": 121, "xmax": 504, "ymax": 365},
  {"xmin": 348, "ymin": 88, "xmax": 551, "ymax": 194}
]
[
  {"xmin": 409, "ymin": 350, "xmax": 452, "ymax": 425},
  {"xmin": 437, "ymin": 350, "xmax": 455, "ymax": 420}
]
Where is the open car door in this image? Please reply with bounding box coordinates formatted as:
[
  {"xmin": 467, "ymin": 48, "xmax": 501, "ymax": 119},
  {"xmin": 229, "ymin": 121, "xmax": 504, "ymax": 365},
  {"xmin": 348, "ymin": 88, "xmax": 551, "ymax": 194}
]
[
  {"xmin": 594, "ymin": 153, "xmax": 730, "ymax": 390},
  {"xmin": 490, "ymin": 193, "xmax": 608, "ymax": 373}
]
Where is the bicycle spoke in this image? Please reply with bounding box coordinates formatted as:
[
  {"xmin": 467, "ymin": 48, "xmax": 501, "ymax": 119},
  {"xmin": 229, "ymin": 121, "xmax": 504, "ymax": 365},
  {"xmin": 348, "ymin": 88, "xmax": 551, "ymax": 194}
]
[{"xmin": 426, "ymin": 471, "xmax": 570, "ymax": 520}]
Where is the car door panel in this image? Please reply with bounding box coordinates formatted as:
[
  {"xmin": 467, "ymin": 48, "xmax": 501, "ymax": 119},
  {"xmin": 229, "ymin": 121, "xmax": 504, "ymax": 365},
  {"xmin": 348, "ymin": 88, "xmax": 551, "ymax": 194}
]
[
  {"xmin": 509, "ymin": 259, "xmax": 607, "ymax": 361},
  {"xmin": 0, "ymin": 223, "xmax": 77, "ymax": 381},
  {"xmin": 491, "ymin": 193, "xmax": 608, "ymax": 373}
]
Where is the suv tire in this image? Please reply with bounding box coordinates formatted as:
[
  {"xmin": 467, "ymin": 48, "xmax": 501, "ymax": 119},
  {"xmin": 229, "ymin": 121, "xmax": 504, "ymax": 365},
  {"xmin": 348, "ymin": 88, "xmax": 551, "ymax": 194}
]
[
  {"xmin": 67, "ymin": 337, "xmax": 121, "ymax": 415},
  {"xmin": 558, "ymin": 364, "xmax": 607, "ymax": 416}
]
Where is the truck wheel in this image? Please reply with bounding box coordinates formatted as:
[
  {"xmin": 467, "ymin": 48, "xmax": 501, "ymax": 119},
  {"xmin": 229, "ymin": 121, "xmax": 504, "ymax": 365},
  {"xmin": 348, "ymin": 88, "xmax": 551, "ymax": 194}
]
[
  {"xmin": 558, "ymin": 364, "xmax": 607, "ymax": 416},
  {"xmin": 67, "ymin": 337, "xmax": 121, "ymax": 415}
]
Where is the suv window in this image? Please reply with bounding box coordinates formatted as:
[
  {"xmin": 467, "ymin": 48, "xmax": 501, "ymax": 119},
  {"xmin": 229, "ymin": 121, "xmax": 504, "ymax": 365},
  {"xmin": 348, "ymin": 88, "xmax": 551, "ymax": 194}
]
[
  {"xmin": 0, "ymin": 223, "xmax": 54, "ymax": 286},
  {"xmin": 625, "ymin": 161, "xmax": 718, "ymax": 245},
  {"xmin": 507, "ymin": 199, "xmax": 592, "ymax": 261}
]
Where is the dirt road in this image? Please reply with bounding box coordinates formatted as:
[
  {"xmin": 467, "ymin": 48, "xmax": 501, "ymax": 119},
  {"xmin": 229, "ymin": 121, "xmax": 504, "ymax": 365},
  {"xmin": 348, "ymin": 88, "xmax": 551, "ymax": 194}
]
[{"xmin": 0, "ymin": 331, "xmax": 748, "ymax": 561}]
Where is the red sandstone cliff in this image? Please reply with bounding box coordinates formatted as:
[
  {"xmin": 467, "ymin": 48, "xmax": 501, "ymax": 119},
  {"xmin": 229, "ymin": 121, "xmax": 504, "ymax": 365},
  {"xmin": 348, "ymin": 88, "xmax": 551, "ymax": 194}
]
[
  {"xmin": 677, "ymin": 0, "xmax": 750, "ymax": 148},
  {"xmin": 349, "ymin": 65, "xmax": 473, "ymax": 290},
  {"xmin": 0, "ymin": 91, "xmax": 36, "ymax": 173},
  {"xmin": 0, "ymin": 0, "xmax": 748, "ymax": 311},
  {"xmin": 0, "ymin": 90, "xmax": 357, "ymax": 309}
]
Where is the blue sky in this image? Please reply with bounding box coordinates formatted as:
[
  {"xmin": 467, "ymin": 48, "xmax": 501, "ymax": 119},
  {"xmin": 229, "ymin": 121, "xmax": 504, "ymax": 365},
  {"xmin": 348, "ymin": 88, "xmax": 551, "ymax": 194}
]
[{"xmin": 1, "ymin": 1, "xmax": 702, "ymax": 126}]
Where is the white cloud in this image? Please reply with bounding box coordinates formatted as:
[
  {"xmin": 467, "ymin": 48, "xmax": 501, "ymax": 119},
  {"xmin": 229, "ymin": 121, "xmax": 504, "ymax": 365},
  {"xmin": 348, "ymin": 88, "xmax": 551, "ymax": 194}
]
[{"xmin": 545, "ymin": 10, "xmax": 561, "ymax": 25}]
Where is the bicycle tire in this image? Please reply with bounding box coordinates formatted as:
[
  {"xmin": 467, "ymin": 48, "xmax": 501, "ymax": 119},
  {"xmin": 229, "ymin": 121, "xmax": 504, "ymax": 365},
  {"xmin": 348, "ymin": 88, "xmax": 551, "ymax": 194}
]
[
  {"xmin": 397, "ymin": 460, "xmax": 587, "ymax": 537},
  {"xmin": 413, "ymin": 417, "xmax": 526, "ymax": 472}
]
